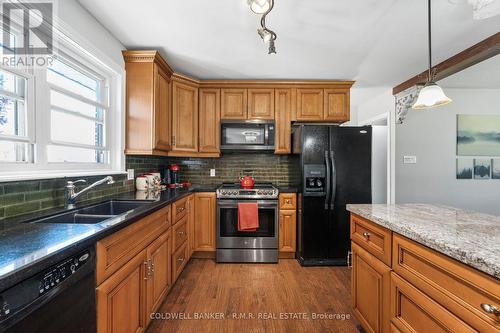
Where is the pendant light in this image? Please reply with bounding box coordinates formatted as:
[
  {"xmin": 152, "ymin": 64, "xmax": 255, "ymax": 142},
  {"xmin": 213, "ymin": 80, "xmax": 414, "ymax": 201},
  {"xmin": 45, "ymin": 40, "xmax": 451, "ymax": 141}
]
[{"xmin": 412, "ymin": 0, "xmax": 452, "ymax": 109}]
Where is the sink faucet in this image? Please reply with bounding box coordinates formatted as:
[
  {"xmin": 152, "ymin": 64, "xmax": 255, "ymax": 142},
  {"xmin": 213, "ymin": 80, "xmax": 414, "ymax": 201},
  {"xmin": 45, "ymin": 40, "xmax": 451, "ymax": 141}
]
[{"xmin": 65, "ymin": 176, "xmax": 115, "ymax": 209}]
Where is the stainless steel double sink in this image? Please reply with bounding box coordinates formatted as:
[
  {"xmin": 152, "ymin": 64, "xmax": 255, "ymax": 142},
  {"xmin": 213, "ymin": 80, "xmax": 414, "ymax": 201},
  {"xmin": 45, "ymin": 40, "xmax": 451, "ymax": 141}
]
[{"xmin": 29, "ymin": 200, "xmax": 154, "ymax": 224}]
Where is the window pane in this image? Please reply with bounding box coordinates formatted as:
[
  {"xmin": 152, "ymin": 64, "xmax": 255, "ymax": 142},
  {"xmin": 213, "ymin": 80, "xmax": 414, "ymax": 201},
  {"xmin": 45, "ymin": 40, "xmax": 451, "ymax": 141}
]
[
  {"xmin": 50, "ymin": 90, "xmax": 103, "ymax": 120},
  {"xmin": 51, "ymin": 109, "xmax": 104, "ymax": 147},
  {"xmin": 0, "ymin": 69, "xmax": 26, "ymax": 97},
  {"xmin": 48, "ymin": 58, "xmax": 100, "ymax": 101},
  {"xmin": 47, "ymin": 145, "xmax": 106, "ymax": 163},
  {"xmin": 0, "ymin": 96, "xmax": 26, "ymax": 137},
  {"xmin": 0, "ymin": 140, "xmax": 32, "ymax": 162}
]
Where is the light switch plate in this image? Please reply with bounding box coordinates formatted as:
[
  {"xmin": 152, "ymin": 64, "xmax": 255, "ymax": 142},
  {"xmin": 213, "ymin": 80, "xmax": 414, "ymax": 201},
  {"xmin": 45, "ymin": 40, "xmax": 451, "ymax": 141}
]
[
  {"xmin": 127, "ymin": 169, "xmax": 135, "ymax": 180},
  {"xmin": 403, "ymin": 156, "xmax": 417, "ymax": 164},
  {"xmin": 210, "ymin": 169, "xmax": 216, "ymax": 177}
]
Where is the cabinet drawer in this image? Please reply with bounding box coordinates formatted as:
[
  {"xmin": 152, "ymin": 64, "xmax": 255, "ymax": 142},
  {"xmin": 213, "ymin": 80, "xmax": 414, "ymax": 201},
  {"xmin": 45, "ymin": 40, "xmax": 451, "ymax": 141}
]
[
  {"xmin": 96, "ymin": 205, "xmax": 171, "ymax": 285},
  {"xmin": 172, "ymin": 196, "xmax": 188, "ymax": 224},
  {"xmin": 279, "ymin": 193, "xmax": 296, "ymax": 210},
  {"xmin": 172, "ymin": 215, "xmax": 188, "ymax": 252},
  {"xmin": 350, "ymin": 214, "xmax": 392, "ymax": 266},
  {"xmin": 393, "ymin": 234, "xmax": 500, "ymax": 332},
  {"xmin": 390, "ymin": 272, "xmax": 476, "ymax": 333},
  {"xmin": 172, "ymin": 242, "xmax": 188, "ymax": 282}
]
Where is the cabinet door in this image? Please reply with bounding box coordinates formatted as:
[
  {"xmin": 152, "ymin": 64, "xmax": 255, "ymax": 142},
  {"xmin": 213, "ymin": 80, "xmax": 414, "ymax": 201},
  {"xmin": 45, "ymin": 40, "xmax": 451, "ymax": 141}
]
[
  {"xmin": 194, "ymin": 192, "xmax": 216, "ymax": 251},
  {"xmin": 146, "ymin": 230, "xmax": 172, "ymax": 319},
  {"xmin": 171, "ymin": 81, "xmax": 198, "ymax": 152},
  {"xmin": 274, "ymin": 88, "xmax": 292, "ymax": 154},
  {"xmin": 296, "ymin": 88, "xmax": 324, "ymax": 121},
  {"xmin": 351, "ymin": 242, "xmax": 391, "ymax": 333},
  {"xmin": 324, "ymin": 88, "xmax": 349, "ymax": 122},
  {"xmin": 154, "ymin": 66, "xmax": 171, "ymax": 151},
  {"xmin": 221, "ymin": 88, "xmax": 247, "ymax": 119},
  {"xmin": 187, "ymin": 194, "xmax": 195, "ymax": 258},
  {"xmin": 248, "ymin": 88, "xmax": 274, "ymax": 120},
  {"xmin": 199, "ymin": 88, "xmax": 221, "ymax": 153},
  {"xmin": 97, "ymin": 250, "xmax": 147, "ymax": 333},
  {"xmin": 279, "ymin": 210, "xmax": 296, "ymax": 253}
]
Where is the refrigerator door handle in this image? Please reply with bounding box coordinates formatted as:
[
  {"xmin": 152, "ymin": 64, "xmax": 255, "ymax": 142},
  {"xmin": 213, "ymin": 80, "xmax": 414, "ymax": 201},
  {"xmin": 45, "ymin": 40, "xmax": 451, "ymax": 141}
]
[
  {"xmin": 324, "ymin": 151, "xmax": 331, "ymax": 210},
  {"xmin": 330, "ymin": 151, "xmax": 336, "ymax": 210}
]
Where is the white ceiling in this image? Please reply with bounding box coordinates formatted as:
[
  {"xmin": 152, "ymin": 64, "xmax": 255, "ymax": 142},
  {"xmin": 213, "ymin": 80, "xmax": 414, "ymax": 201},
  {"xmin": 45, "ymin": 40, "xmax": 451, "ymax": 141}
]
[
  {"xmin": 439, "ymin": 54, "xmax": 500, "ymax": 89},
  {"xmin": 78, "ymin": 0, "xmax": 500, "ymax": 90}
]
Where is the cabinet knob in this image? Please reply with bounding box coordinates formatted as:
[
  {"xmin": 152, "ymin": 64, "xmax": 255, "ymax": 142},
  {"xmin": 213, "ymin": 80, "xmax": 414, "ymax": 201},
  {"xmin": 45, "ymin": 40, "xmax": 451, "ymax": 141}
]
[
  {"xmin": 285, "ymin": 199, "xmax": 291, "ymax": 204},
  {"xmin": 362, "ymin": 232, "xmax": 371, "ymax": 239},
  {"xmin": 481, "ymin": 303, "xmax": 500, "ymax": 316}
]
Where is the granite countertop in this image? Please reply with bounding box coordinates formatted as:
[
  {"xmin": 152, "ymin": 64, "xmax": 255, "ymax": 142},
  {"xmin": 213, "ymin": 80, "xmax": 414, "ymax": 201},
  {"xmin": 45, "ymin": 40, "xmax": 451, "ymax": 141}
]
[
  {"xmin": 346, "ymin": 204, "xmax": 500, "ymax": 279},
  {"xmin": 0, "ymin": 187, "xmax": 208, "ymax": 290}
]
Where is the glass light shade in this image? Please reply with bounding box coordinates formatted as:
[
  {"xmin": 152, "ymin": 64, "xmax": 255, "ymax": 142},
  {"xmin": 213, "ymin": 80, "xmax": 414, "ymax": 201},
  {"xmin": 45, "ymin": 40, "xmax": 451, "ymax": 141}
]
[
  {"xmin": 412, "ymin": 82, "xmax": 452, "ymax": 109},
  {"xmin": 248, "ymin": 0, "xmax": 270, "ymax": 14}
]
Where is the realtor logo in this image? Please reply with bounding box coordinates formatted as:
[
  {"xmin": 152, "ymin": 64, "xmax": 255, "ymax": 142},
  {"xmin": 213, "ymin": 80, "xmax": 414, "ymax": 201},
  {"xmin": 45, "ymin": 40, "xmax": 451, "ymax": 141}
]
[{"xmin": 1, "ymin": 1, "xmax": 53, "ymax": 55}]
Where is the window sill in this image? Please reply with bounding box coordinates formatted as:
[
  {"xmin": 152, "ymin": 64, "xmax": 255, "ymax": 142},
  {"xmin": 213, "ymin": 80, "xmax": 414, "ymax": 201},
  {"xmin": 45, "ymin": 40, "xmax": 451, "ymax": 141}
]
[{"xmin": 0, "ymin": 170, "xmax": 128, "ymax": 183}]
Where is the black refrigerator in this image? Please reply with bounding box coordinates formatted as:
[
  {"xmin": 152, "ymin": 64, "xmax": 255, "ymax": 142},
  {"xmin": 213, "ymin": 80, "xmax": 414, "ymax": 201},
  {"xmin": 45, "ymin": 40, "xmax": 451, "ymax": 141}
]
[{"xmin": 292, "ymin": 124, "xmax": 372, "ymax": 266}]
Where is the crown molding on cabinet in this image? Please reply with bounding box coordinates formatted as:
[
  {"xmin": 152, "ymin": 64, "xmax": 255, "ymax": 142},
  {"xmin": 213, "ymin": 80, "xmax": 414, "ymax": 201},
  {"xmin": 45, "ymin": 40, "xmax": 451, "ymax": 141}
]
[{"xmin": 122, "ymin": 50, "xmax": 174, "ymax": 77}]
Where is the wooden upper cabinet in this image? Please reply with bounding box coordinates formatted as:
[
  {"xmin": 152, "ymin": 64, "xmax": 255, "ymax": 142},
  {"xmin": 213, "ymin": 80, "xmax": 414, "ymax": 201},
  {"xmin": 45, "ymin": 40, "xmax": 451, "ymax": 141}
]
[
  {"xmin": 274, "ymin": 89, "xmax": 292, "ymax": 154},
  {"xmin": 248, "ymin": 88, "xmax": 274, "ymax": 120},
  {"xmin": 221, "ymin": 88, "xmax": 247, "ymax": 119},
  {"xmin": 123, "ymin": 50, "xmax": 173, "ymax": 156},
  {"xmin": 296, "ymin": 88, "xmax": 324, "ymax": 121},
  {"xmin": 171, "ymin": 76, "xmax": 199, "ymax": 153},
  {"xmin": 154, "ymin": 67, "xmax": 171, "ymax": 151},
  {"xmin": 324, "ymin": 88, "xmax": 350, "ymax": 122},
  {"xmin": 194, "ymin": 192, "xmax": 216, "ymax": 252},
  {"xmin": 199, "ymin": 88, "xmax": 221, "ymax": 153}
]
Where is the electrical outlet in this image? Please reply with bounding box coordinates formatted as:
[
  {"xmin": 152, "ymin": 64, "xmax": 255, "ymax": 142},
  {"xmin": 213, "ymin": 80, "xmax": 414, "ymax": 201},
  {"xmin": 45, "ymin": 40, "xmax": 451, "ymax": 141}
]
[
  {"xmin": 127, "ymin": 169, "xmax": 135, "ymax": 180},
  {"xmin": 403, "ymin": 156, "xmax": 417, "ymax": 164},
  {"xmin": 210, "ymin": 169, "xmax": 216, "ymax": 177}
]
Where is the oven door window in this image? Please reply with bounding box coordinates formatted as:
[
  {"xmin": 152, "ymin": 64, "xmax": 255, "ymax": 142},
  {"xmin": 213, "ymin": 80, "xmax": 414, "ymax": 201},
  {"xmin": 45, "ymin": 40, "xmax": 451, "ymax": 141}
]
[
  {"xmin": 219, "ymin": 207, "xmax": 275, "ymax": 237},
  {"xmin": 222, "ymin": 125, "xmax": 265, "ymax": 145}
]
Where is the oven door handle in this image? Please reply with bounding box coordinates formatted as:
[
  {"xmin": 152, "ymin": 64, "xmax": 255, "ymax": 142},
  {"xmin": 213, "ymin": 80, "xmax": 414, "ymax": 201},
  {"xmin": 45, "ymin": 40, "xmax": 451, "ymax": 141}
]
[{"xmin": 217, "ymin": 200, "xmax": 278, "ymax": 208}]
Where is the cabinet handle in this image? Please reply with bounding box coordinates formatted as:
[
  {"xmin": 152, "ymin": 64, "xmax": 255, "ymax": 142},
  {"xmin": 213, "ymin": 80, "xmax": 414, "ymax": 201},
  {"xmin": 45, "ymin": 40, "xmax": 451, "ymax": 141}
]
[
  {"xmin": 362, "ymin": 232, "xmax": 371, "ymax": 239},
  {"xmin": 178, "ymin": 231, "xmax": 185, "ymax": 236},
  {"xmin": 177, "ymin": 257, "xmax": 184, "ymax": 262},
  {"xmin": 144, "ymin": 261, "xmax": 149, "ymax": 279},
  {"xmin": 347, "ymin": 251, "xmax": 352, "ymax": 268},
  {"xmin": 150, "ymin": 262, "xmax": 155, "ymax": 274},
  {"xmin": 481, "ymin": 304, "xmax": 500, "ymax": 316},
  {"xmin": 177, "ymin": 207, "xmax": 185, "ymax": 212}
]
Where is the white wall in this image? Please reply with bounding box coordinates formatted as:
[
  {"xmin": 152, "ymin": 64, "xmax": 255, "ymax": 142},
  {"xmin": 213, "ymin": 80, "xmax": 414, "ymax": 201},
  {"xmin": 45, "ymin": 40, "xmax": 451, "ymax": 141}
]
[
  {"xmin": 352, "ymin": 87, "xmax": 394, "ymax": 125},
  {"xmin": 372, "ymin": 126, "xmax": 388, "ymax": 203},
  {"xmin": 58, "ymin": 0, "xmax": 125, "ymax": 69},
  {"xmin": 395, "ymin": 88, "xmax": 500, "ymax": 215}
]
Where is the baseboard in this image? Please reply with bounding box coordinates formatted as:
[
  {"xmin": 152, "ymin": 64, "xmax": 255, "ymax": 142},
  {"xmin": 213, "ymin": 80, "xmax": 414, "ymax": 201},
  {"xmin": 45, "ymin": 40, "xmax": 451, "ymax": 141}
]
[{"xmin": 192, "ymin": 251, "xmax": 216, "ymax": 259}]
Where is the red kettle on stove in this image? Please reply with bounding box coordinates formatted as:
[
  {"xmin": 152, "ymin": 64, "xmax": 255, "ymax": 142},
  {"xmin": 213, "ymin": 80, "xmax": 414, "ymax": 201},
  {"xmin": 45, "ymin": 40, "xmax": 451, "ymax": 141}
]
[{"xmin": 239, "ymin": 172, "xmax": 255, "ymax": 189}]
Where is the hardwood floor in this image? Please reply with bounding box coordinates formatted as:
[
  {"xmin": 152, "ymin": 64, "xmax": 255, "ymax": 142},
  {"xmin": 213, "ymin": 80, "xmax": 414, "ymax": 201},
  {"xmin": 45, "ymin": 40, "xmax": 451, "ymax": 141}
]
[{"xmin": 146, "ymin": 259, "xmax": 360, "ymax": 333}]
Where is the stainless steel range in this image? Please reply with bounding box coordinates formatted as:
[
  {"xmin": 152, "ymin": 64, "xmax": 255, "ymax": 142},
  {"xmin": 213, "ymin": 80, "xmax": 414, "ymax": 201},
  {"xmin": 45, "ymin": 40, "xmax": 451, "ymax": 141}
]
[{"xmin": 216, "ymin": 183, "xmax": 279, "ymax": 263}]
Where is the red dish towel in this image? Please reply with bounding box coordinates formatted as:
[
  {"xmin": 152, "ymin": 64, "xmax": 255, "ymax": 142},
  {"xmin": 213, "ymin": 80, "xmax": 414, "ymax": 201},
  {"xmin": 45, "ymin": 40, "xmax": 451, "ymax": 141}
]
[{"xmin": 238, "ymin": 202, "xmax": 259, "ymax": 232}]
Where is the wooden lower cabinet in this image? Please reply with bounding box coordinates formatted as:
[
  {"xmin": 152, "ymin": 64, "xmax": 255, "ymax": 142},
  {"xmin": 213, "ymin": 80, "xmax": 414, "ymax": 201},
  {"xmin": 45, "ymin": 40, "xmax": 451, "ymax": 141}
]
[
  {"xmin": 279, "ymin": 210, "xmax": 296, "ymax": 255},
  {"xmin": 390, "ymin": 272, "xmax": 475, "ymax": 333},
  {"xmin": 193, "ymin": 192, "xmax": 216, "ymax": 252},
  {"xmin": 97, "ymin": 249, "xmax": 148, "ymax": 333},
  {"xmin": 351, "ymin": 242, "xmax": 391, "ymax": 333},
  {"xmin": 146, "ymin": 230, "xmax": 172, "ymax": 318}
]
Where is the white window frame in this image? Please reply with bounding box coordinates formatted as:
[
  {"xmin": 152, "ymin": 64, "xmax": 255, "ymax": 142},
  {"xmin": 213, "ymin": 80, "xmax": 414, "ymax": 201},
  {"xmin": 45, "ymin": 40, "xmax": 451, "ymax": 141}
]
[{"xmin": 0, "ymin": 9, "xmax": 125, "ymax": 181}]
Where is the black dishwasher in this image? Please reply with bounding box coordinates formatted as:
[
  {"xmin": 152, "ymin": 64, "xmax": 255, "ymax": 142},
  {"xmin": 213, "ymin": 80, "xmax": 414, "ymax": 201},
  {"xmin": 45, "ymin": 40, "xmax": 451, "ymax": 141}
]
[{"xmin": 0, "ymin": 247, "xmax": 96, "ymax": 333}]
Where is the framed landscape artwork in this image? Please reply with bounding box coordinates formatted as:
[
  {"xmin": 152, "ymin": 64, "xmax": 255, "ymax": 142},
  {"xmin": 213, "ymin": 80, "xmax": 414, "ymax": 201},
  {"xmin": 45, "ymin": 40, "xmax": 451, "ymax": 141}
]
[
  {"xmin": 473, "ymin": 158, "xmax": 491, "ymax": 179},
  {"xmin": 456, "ymin": 158, "xmax": 473, "ymax": 179},
  {"xmin": 493, "ymin": 158, "xmax": 500, "ymax": 179},
  {"xmin": 457, "ymin": 115, "xmax": 500, "ymax": 156}
]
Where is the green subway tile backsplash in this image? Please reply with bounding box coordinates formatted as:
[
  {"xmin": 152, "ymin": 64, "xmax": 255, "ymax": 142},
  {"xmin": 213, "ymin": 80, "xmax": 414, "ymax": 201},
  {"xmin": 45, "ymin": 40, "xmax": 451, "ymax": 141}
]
[{"xmin": 0, "ymin": 153, "xmax": 299, "ymax": 221}]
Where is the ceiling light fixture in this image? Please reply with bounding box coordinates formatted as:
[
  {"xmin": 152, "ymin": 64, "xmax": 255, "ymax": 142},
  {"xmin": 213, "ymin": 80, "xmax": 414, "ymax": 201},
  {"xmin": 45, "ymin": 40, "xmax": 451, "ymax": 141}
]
[
  {"xmin": 412, "ymin": 0, "xmax": 452, "ymax": 109},
  {"xmin": 248, "ymin": 0, "xmax": 277, "ymax": 54},
  {"xmin": 248, "ymin": 0, "xmax": 271, "ymax": 14}
]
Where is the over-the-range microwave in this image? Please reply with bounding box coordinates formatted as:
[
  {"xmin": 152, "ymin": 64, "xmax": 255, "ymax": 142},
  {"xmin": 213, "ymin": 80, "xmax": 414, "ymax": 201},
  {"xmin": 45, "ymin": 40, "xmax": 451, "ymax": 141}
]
[{"xmin": 220, "ymin": 120, "xmax": 275, "ymax": 151}]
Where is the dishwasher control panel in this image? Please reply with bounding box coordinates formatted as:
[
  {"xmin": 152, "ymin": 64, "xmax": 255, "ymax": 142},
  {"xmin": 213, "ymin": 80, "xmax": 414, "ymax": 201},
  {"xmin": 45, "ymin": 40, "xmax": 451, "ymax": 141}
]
[{"xmin": 0, "ymin": 250, "xmax": 91, "ymax": 323}]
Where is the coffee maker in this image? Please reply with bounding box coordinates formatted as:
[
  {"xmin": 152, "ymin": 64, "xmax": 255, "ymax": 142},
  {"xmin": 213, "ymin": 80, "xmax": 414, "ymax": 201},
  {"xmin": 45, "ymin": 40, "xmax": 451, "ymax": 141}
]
[{"xmin": 163, "ymin": 164, "xmax": 181, "ymax": 188}]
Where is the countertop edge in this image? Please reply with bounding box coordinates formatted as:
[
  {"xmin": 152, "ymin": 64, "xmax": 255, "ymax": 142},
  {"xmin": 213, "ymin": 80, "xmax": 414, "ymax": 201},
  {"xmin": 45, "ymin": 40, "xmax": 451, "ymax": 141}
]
[{"xmin": 346, "ymin": 204, "xmax": 500, "ymax": 280}]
